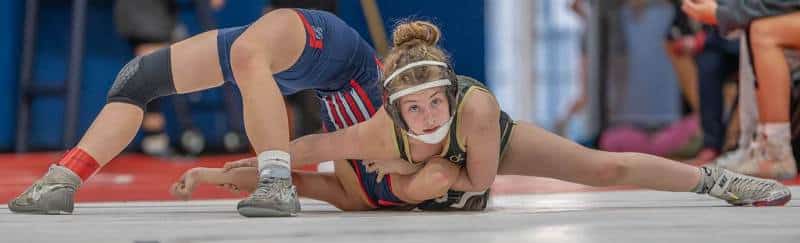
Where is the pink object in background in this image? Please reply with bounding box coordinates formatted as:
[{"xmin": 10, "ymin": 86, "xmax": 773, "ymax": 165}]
[
  {"xmin": 599, "ymin": 115, "xmax": 699, "ymax": 156},
  {"xmin": 650, "ymin": 115, "xmax": 700, "ymax": 156},
  {"xmin": 599, "ymin": 125, "xmax": 652, "ymax": 154}
]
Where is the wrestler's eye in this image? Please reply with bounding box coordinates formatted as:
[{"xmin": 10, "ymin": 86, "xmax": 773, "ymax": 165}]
[
  {"xmin": 431, "ymin": 98, "xmax": 442, "ymax": 106},
  {"xmin": 408, "ymin": 105, "xmax": 419, "ymax": 112}
]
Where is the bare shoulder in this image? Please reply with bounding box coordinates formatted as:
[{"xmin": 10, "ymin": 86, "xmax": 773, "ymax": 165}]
[{"xmin": 460, "ymin": 90, "xmax": 501, "ymax": 130}]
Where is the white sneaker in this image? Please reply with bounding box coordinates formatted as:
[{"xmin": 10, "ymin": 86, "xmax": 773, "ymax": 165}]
[
  {"xmin": 714, "ymin": 148, "xmax": 747, "ymax": 169},
  {"xmin": 701, "ymin": 165, "xmax": 792, "ymax": 206},
  {"xmin": 725, "ymin": 134, "xmax": 797, "ymax": 180}
]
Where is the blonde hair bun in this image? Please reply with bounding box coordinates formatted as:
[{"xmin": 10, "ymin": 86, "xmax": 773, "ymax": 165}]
[{"xmin": 392, "ymin": 20, "xmax": 441, "ymax": 47}]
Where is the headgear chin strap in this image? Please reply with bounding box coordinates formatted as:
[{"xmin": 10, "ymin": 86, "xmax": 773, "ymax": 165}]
[
  {"xmin": 382, "ymin": 60, "xmax": 460, "ymax": 135},
  {"xmin": 406, "ymin": 117, "xmax": 453, "ymax": 144}
]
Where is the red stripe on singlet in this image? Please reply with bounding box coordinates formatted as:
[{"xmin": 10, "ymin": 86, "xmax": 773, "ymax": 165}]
[
  {"xmin": 350, "ymin": 80, "xmax": 376, "ymax": 115},
  {"xmin": 292, "ymin": 9, "xmax": 323, "ymax": 49}
]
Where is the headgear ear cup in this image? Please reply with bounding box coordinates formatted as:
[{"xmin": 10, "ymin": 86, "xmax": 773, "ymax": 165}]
[
  {"xmin": 445, "ymin": 65, "xmax": 460, "ymax": 116},
  {"xmin": 382, "ymin": 78, "xmax": 409, "ymax": 131}
]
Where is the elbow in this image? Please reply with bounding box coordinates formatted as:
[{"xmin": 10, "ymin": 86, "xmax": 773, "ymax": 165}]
[
  {"xmin": 405, "ymin": 170, "xmax": 454, "ymax": 202},
  {"xmin": 229, "ymin": 41, "xmax": 270, "ymax": 87},
  {"xmin": 430, "ymin": 170, "xmax": 455, "ymax": 192},
  {"xmin": 404, "ymin": 159, "xmax": 459, "ymax": 202}
]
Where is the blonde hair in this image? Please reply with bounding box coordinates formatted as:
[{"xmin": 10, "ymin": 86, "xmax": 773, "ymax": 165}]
[{"xmin": 382, "ymin": 20, "xmax": 450, "ymax": 93}]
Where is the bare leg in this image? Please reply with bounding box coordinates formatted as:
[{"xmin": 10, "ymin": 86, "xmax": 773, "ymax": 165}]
[
  {"xmin": 10, "ymin": 10, "xmax": 307, "ymax": 215},
  {"xmin": 226, "ymin": 9, "xmax": 306, "ymax": 217},
  {"xmin": 6, "ymin": 29, "xmax": 231, "ymax": 214},
  {"xmin": 78, "ymin": 30, "xmax": 225, "ymax": 165},
  {"xmin": 737, "ymin": 12, "xmax": 800, "ymax": 179},
  {"xmin": 227, "ymin": 9, "xmax": 304, "ymax": 154},
  {"xmin": 135, "ymin": 43, "xmax": 172, "ymax": 156},
  {"xmin": 498, "ymin": 122, "xmax": 700, "ymax": 191},
  {"xmin": 749, "ymin": 13, "xmax": 800, "ymax": 123},
  {"xmin": 497, "ymin": 121, "xmax": 792, "ymax": 206},
  {"xmin": 79, "ymin": 9, "xmax": 305, "ymax": 167}
]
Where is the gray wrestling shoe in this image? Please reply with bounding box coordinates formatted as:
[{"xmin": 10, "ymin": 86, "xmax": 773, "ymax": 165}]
[
  {"xmin": 700, "ymin": 165, "xmax": 792, "ymax": 206},
  {"xmin": 417, "ymin": 189, "xmax": 491, "ymax": 211},
  {"xmin": 8, "ymin": 165, "xmax": 81, "ymax": 214},
  {"xmin": 236, "ymin": 177, "xmax": 299, "ymax": 217}
]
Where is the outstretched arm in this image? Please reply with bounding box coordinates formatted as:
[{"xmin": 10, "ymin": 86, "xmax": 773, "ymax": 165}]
[
  {"xmin": 224, "ymin": 108, "xmax": 399, "ymax": 171},
  {"xmin": 291, "ymin": 108, "xmax": 398, "ymax": 166},
  {"xmin": 171, "ymin": 167, "xmax": 258, "ymax": 200}
]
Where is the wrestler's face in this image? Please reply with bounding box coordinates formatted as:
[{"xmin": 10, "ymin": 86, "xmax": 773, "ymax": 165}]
[{"xmin": 397, "ymin": 86, "xmax": 451, "ymax": 136}]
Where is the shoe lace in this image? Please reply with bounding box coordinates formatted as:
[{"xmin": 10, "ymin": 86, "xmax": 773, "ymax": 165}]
[
  {"xmin": 251, "ymin": 178, "xmax": 288, "ymax": 200},
  {"xmin": 726, "ymin": 176, "xmax": 775, "ymax": 200}
]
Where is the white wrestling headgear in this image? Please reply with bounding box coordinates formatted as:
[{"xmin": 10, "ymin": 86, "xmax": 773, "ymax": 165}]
[{"xmin": 382, "ymin": 60, "xmax": 460, "ymax": 144}]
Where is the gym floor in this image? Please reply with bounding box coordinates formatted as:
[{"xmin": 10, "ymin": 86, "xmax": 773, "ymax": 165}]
[{"xmin": 2, "ymin": 153, "xmax": 798, "ymax": 243}]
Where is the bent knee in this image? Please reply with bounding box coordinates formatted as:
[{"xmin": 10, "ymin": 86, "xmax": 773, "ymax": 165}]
[
  {"xmin": 229, "ymin": 40, "xmax": 268, "ymax": 71},
  {"xmin": 107, "ymin": 48, "xmax": 176, "ymax": 110},
  {"xmin": 264, "ymin": 8, "xmax": 299, "ymax": 20},
  {"xmin": 749, "ymin": 20, "xmax": 779, "ymax": 47}
]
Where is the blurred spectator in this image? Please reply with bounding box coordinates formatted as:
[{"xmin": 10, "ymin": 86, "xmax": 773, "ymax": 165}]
[
  {"xmin": 598, "ymin": 0, "xmax": 700, "ymax": 158},
  {"xmin": 664, "ymin": 0, "xmax": 703, "ymax": 115},
  {"xmin": 683, "ymin": 0, "xmax": 800, "ymax": 179},
  {"xmin": 690, "ymin": 28, "xmax": 739, "ymax": 164},
  {"xmin": 114, "ymin": 0, "xmax": 224, "ymax": 156}
]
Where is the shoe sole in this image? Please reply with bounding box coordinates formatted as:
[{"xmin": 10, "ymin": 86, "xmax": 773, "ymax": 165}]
[
  {"xmin": 237, "ymin": 206, "xmax": 296, "ymax": 217},
  {"xmin": 9, "ymin": 207, "xmax": 72, "ymax": 215},
  {"xmin": 752, "ymin": 194, "xmax": 792, "ymax": 207},
  {"xmin": 730, "ymin": 194, "xmax": 792, "ymax": 207},
  {"xmin": 8, "ymin": 189, "xmax": 75, "ymax": 215}
]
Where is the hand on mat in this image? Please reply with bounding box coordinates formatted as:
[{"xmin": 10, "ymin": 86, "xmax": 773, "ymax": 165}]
[
  {"xmin": 170, "ymin": 168, "xmax": 200, "ymax": 200},
  {"xmin": 171, "ymin": 167, "xmax": 256, "ymax": 200},
  {"xmin": 222, "ymin": 157, "xmax": 257, "ymax": 172},
  {"xmin": 363, "ymin": 160, "xmax": 421, "ymax": 183}
]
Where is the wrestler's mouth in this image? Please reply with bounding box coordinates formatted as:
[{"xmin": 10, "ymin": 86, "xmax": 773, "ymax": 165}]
[{"xmin": 422, "ymin": 126, "xmax": 440, "ymax": 134}]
